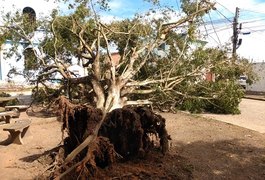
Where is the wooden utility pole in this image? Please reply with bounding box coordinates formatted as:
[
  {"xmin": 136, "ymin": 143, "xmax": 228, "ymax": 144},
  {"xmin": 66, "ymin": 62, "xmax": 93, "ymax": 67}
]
[
  {"xmin": 0, "ymin": 45, "xmax": 2, "ymax": 80},
  {"xmin": 232, "ymin": 7, "xmax": 240, "ymax": 60}
]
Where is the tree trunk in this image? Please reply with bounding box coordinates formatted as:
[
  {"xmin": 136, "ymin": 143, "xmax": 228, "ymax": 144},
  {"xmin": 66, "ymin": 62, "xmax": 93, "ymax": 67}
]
[
  {"xmin": 104, "ymin": 80, "xmax": 125, "ymax": 111},
  {"xmin": 91, "ymin": 78, "xmax": 105, "ymax": 109}
]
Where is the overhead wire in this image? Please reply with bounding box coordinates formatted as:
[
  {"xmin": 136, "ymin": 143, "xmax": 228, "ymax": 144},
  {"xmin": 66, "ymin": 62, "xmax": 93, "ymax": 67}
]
[
  {"xmin": 175, "ymin": 0, "xmax": 181, "ymax": 13},
  {"xmin": 214, "ymin": 9, "xmax": 233, "ymax": 23},
  {"xmin": 206, "ymin": 8, "xmax": 233, "ymax": 34},
  {"xmin": 214, "ymin": 1, "xmax": 235, "ymax": 15},
  {"xmin": 203, "ymin": 1, "xmax": 265, "ymax": 48},
  {"xmin": 194, "ymin": 1, "xmax": 239, "ymax": 49},
  {"xmin": 240, "ymin": 18, "xmax": 265, "ymax": 24},
  {"xmin": 240, "ymin": 9, "xmax": 265, "ymax": 16},
  {"xmin": 207, "ymin": 26, "xmax": 231, "ymax": 35},
  {"xmin": 199, "ymin": 3, "xmax": 233, "ymax": 44},
  {"xmin": 239, "ymin": 9, "xmax": 265, "ymax": 35}
]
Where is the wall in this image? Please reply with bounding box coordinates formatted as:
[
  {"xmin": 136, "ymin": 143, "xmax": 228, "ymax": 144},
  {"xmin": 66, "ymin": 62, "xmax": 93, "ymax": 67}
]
[
  {"xmin": 246, "ymin": 62, "xmax": 265, "ymax": 93},
  {"xmin": 0, "ymin": 43, "xmax": 26, "ymax": 84}
]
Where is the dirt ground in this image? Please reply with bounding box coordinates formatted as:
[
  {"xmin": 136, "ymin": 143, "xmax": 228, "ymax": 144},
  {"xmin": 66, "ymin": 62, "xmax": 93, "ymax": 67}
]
[{"xmin": 0, "ymin": 107, "xmax": 265, "ymax": 179}]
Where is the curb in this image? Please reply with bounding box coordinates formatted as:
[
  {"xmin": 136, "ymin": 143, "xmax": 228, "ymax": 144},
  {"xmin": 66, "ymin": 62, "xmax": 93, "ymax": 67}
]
[{"xmin": 243, "ymin": 96, "xmax": 265, "ymax": 101}]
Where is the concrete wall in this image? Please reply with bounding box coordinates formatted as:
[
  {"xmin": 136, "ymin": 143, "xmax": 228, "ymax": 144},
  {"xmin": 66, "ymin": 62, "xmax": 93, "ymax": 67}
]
[{"xmin": 246, "ymin": 62, "xmax": 265, "ymax": 93}]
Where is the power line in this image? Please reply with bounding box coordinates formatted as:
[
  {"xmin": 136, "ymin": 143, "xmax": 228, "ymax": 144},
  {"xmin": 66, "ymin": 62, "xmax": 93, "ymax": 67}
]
[
  {"xmin": 215, "ymin": 9, "xmax": 233, "ymax": 23},
  {"xmin": 215, "ymin": 1, "xmax": 235, "ymax": 15},
  {"xmin": 242, "ymin": 24, "xmax": 265, "ymax": 29},
  {"xmin": 200, "ymin": 8, "xmax": 232, "ymax": 35},
  {"xmin": 245, "ymin": 28, "xmax": 265, "ymax": 33},
  {"xmin": 175, "ymin": 0, "xmax": 181, "ymax": 13},
  {"xmin": 241, "ymin": 18, "xmax": 265, "ymax": 24},
  {"xmin": 203, "ymin": 17, "xmax": 233, "ymax": 25},
  {"xmin": 207, "ymin": 26, "xmax": 231, "ymax": 35},
  {"xmin": 200, "ymin": 21, "xmax": 232, "ymax": 33},
  {"xmin": 240, "ymin": 9, "xmax": 265, "ymax": 16}
]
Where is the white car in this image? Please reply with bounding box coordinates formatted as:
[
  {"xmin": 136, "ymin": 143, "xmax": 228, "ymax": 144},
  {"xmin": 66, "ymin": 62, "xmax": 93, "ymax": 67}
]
[{"xmin": 238, "ymin": 75, "xmax": 247, "ymax": 89}]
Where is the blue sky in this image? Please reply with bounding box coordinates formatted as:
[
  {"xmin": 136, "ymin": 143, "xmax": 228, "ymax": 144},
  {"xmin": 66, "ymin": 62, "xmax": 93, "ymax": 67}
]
[
  {"xmin": 1, "ymin": 0, "xmax": 265, "ymax": 62},
  {"xmin": 98, "ymin": 0, "xmax": 265, "ymax": 62},
  {"xmin": 107, "ymin": 0, "xmax": 178, "ymax": 17}
]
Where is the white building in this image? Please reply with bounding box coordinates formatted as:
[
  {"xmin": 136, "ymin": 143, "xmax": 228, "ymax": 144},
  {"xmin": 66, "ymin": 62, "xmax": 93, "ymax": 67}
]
[
  {"xmin": 0, "ymin": 42, "xmax": 27, "ymax": 84},
  {"xmin": 246, "ymin": 62, "xmax": 265, "ymax": 93}
]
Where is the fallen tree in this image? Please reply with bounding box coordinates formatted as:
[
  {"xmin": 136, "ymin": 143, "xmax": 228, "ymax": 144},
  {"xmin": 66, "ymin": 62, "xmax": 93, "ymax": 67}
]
[
  {"xmin": 0, "ymin": 0, "xmax": 255, "ymax": 178},
  {"xmin": 0, "ymin": 0, "xmax": 220, "ymax": 112}
]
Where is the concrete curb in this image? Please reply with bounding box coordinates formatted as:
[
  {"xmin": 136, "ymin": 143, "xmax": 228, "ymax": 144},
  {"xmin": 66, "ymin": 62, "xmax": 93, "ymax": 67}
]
[{"xmin": 243, "ymin": 96, "xmax": 265, "ymax": 101}]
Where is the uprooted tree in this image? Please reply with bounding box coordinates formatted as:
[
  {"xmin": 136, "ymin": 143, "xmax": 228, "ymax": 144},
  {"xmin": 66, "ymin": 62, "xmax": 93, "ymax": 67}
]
[
  {"xmin": 0, "ymin": 0, "xmax": 256, "ymax": 114},
  {"xmin": 0, "ymin": 0, "xmax": 257, "ymax": 177},
  {"xmin": 1, "ymin": 0, "xmax": 255, "ymax": 113}
]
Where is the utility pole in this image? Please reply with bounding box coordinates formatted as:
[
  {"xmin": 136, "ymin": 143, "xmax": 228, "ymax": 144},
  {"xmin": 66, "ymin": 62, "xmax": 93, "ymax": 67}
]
[
  {"xmin": 232, "ymin": 7, "xmax": 240, "ymax": 60},
  {"xmin": 0, "ymin": 45, "xmax": 2, "ymax": 80}
]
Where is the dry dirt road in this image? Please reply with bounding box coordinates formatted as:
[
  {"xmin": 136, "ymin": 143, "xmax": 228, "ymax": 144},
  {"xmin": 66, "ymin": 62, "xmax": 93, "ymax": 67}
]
[{"xmin": 199, "ymin": 98, "xmax": 265, "ymax": 133}]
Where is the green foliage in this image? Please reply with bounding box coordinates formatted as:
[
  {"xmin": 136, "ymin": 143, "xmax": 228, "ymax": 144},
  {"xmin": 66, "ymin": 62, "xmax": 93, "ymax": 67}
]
[
  {"xmin": 181, "ymin": 98, "xmax": 206, "ymax": 113},
  {"xmin": 137, "ymin": 46, "xmax": 254, "ymax": 114},
  {"xmin": 23, "ymin": 48, "xmax": 38, "ymax": 70},
  {"xmin": 22, "ymin": 13, "xmax": 37, "ymax": 35},
  {"xmin": 0, "ymin": 92, "xmax": 19, "ymax": 106},
  {"xmin": 181, "ymin": 0, "xmax": 208, "ymax": 16},
  {"xmin": 0, "ymin": 0, "xmax": 253, "ymax": 114},
  {"xmin": 109, "ymin": 19, "xmax": 153, "ymax": 54},
  {"xmin": 179, "ymin": 81, "xmax": 244, "ymax": 114},
  {"xmin": 0, "ymin": 92, "xmax": 11, "ymax": 97},
  {"xmin": 32, "ymin": 87, "xmax": 59, "ymax": 103},
  {"xmin": 207, "ymin": 81, "xmax": 244, "ymax": 114}
]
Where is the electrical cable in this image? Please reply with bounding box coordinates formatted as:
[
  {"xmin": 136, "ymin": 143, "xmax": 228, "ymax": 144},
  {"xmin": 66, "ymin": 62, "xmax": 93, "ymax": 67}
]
[
  {"xmin": 215, "ymin": 9, "xmax": 233, "ymax": 23},
  {"xmin": 241, "ymin": 9, "xmax": 265, "ymax": 16},
  {"xmin": 241, "ymin": 18, "xmax": 265, "ymax": 24},
  {"xmin": 215, "ymin": 1, "xmax": 235, "ymax": 15},
  {"xmin": 175, "ymin": 0, "xmax": 181, "ymax": 13}
]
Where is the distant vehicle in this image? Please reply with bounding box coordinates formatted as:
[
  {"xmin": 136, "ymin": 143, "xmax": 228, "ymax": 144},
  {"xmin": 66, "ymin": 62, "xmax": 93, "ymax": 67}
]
[{"xmin": 238, "ymin": 75, "xmax": 247, "ymax": 89}]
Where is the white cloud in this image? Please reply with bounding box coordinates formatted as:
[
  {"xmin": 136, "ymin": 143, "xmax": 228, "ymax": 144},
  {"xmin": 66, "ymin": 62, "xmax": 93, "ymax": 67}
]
[
  {"xmin": 109, "ymin": 0, "xmax": 123, "ymax": 10},
  {"xmin": 100, "ymin": 14, "xmax": 122, "ymax": 24}
]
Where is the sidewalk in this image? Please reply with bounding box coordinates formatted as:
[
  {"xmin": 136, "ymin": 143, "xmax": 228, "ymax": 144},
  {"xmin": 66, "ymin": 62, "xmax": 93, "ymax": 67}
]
[{"xmin": 200, "ymin": 98, "xmax": 265, "ymax": 133}]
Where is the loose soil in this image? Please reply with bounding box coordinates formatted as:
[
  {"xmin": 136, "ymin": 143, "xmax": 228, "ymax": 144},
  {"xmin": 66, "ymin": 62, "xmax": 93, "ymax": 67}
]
[{"xmin": 0, "ymin": 107, "xmax": 265, "ymax": 179}]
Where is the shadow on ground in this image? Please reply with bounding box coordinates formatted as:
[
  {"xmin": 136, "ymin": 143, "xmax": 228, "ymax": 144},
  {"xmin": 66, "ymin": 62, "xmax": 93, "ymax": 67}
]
[
  {"xmin": 26, "ymin": 107, "xmax": 58, "ymax": 118},
  {"xmin": 19, "ymin": 146, "xmax": 61, "ymax": 163},
  {"xmin": 16, "ymin": 138, "xmax": 265, "ymax": 179},
  {"xmin": 173, "ymin": 139, "xmax": 265, "ymax": 179}
]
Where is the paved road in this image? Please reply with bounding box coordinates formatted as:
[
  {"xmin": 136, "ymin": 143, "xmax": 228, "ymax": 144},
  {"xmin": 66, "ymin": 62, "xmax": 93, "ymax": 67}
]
[{"xmin": 200, "ymin": 98, "xmax": 265, "ymax": 133}]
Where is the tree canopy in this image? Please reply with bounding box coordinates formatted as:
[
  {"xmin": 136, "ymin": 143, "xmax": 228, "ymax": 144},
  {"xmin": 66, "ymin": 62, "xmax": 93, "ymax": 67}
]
[{"xmin": 0, "ymin": 0, "xmax": 255, "ymax": 113}]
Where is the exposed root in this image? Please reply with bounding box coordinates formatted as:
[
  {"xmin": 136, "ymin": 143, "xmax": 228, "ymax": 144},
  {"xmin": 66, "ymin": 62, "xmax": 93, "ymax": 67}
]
[{"xmin": 53, "ymin": 96, "xmax": 170, "ymax": 179}]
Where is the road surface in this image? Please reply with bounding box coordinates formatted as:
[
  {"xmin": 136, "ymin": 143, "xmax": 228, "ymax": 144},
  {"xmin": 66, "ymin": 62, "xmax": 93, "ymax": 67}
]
[{"xmin": 200, "ymin": 98, "xmax": 265, "ymax": 133}]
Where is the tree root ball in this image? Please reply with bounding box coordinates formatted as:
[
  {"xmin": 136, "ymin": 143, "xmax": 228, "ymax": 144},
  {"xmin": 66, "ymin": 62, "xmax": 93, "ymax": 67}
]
[{"xmin": 57, "ymin": 97, "xmax": 170, "ymax": 178}]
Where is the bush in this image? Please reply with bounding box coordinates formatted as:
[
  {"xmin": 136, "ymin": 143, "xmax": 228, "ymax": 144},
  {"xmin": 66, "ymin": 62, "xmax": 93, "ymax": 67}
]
[
  {"xmin": 32, "ymin": 87, "xmax": 58, "ymax": 103},
  {"xmin": 205, "ymin": 81, "xmax": 244, "ymax": 114},
  {"xmin": 0, "ymin": 92, "xmax": 20, "ymax": 106},
  {"xmin": 178, "ymin": 80, "xmax": 244, "ymax": 114}
]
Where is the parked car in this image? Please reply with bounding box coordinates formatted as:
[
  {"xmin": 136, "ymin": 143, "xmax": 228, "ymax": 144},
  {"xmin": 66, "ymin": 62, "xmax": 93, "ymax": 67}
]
[{"xmin": 238, "ymin": 75, "xmax": 247, "ymax": 89}]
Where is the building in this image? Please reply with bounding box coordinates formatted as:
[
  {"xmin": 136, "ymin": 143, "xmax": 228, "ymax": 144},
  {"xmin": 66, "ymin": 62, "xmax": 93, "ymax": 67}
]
[
  {"xmin": 246, "ymin": 62, "xmax": 265, "ymax": 93},
  {"xmin": 0, "ymin": 42, "xmax": 27, "ymax": 84}
]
